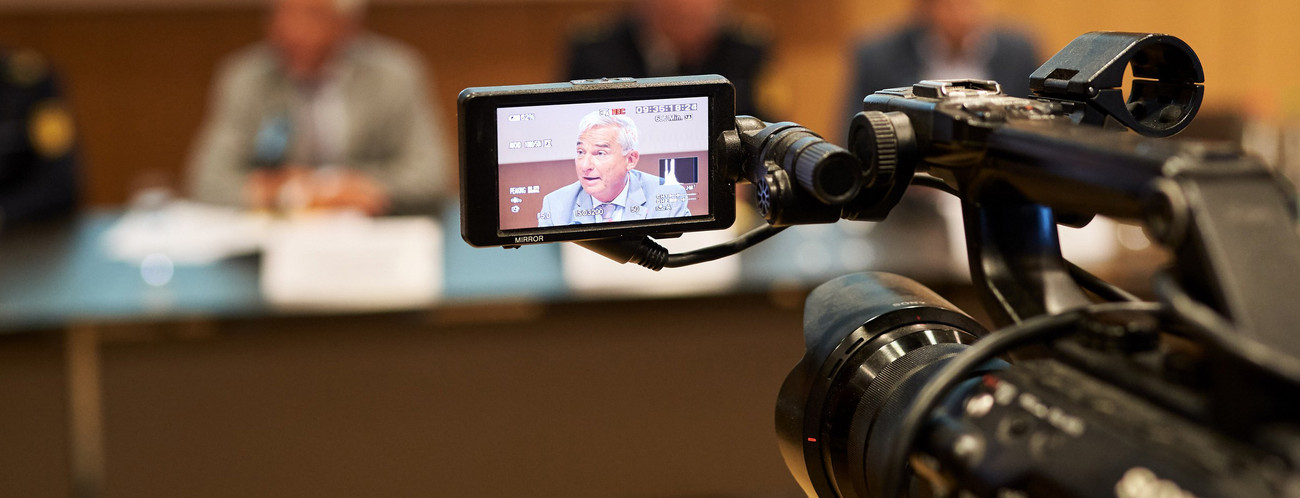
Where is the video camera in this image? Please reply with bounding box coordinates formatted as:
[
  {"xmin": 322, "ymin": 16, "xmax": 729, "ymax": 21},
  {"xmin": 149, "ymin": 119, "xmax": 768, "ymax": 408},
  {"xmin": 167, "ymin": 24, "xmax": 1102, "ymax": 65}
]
[{"xmin": 458, "ymin": 32, "xmax": 1300, "ymax": 497}]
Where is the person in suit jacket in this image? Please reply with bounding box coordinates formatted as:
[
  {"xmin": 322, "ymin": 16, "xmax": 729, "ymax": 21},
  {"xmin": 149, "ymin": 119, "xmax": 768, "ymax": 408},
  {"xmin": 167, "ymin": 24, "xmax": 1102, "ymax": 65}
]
[
  {"xmin": 839, "ymin": 0, "xmax": 1040, "ymax": 272},
  {"xmin": 187, "ymin": 0, "xmax": 449, "ymax": 215},
  {"xmin": 537, "ymin": 111, "xmax": 689, "ymax": 227},
  {"xmin": 564, "ymin": 0, "xmax": 771, "ymax": 119},
  {"xmin": 843, "ymin": 0, "xmax": 1039, "ymax": 121}
]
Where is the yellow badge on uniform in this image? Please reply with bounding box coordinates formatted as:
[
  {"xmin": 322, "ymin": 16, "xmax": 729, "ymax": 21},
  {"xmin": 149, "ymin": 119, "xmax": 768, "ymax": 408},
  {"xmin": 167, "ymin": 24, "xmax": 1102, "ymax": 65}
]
[{"xmin": 28, "ymin": 99, "xmax": 75, "ymax": 160}]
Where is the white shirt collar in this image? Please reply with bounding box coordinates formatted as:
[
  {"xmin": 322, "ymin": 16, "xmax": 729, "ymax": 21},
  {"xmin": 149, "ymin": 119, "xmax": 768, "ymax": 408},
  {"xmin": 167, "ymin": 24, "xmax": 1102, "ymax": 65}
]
[{"xmin": 917, "ymin": 29, "xmax": 996, "ymax": 82}]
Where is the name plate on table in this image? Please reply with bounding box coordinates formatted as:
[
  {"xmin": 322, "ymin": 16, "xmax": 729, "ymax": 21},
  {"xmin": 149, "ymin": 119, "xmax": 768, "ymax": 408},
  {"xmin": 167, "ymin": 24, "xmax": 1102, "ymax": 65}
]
[
  {"xmin": 561, "ymin": 230, "xmax": 740, "ymax": 297},
  {"xmin": 261, "ymin": 216, "xmax": 443, "ymax": 311}
]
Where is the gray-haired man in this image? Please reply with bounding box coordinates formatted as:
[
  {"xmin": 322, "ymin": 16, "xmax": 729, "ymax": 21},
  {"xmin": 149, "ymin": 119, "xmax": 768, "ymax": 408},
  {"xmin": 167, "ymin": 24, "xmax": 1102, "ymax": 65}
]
[
  {"xmin": 537, "ymin": 111, "xmax": 690, "ymax": 227},
  {"xmin": 187, "ymin": 0, "xmax": 450, "ymax": 215}
]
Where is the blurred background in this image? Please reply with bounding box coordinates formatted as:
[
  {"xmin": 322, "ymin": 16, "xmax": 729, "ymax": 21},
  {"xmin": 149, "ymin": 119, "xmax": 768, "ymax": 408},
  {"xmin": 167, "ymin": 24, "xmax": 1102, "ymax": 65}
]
[
  {"xmin": 0, "ymin": 0, "xmax": 1296, "ymax": 496},
  {"xmin": 2, "ymin": 0, "xmax": 1298, "ymax": 204}
]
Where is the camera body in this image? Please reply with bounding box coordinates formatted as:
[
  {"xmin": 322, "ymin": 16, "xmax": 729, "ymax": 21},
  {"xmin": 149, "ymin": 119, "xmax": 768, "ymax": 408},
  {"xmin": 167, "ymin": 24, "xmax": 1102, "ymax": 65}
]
[
  {"xmin": 458, "ymin": 75, "xmax": 737, "ymax": 248},
  {"xmin": 457, "ymin": 32, "xmax": 1300, "ymax": 498}
]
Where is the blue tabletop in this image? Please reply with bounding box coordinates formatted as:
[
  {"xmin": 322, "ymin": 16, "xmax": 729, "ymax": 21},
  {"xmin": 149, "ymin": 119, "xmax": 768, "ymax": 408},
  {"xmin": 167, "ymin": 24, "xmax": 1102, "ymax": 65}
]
[{"xmin": 0, "ymin": 203, "xmax": 961, "ymax": 332}]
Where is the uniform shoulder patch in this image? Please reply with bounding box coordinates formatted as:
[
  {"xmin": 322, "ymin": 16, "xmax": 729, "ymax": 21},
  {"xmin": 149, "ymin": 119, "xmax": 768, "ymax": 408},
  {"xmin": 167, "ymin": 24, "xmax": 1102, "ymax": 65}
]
[{"xmin": 28, "ymin": 99, "xmax": 75, "ymax": 160}]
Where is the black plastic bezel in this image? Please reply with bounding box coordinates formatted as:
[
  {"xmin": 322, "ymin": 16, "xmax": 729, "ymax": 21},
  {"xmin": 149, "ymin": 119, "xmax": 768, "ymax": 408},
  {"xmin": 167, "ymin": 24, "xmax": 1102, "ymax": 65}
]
[{"xmin": 458, "ymin": 75, "xmax": 736, "ymax": 247}]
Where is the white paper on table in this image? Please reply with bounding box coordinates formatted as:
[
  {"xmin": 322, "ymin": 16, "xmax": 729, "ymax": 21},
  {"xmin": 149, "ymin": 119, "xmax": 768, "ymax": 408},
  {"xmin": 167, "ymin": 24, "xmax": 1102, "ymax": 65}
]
[
  {"xmin": 561, "ymin": 229, "xmax": 741, "ymax": 297},
  {"xmin": 1059, "ymin": 216, "xmax": 1119, "ymax": 265},
  {"xmin": 260, "ymin": 215, "xmax": 443, "ymax": 311},
  {"xmin": 102, "ymin": 201, "xmax": 270, "ymax": 265}
]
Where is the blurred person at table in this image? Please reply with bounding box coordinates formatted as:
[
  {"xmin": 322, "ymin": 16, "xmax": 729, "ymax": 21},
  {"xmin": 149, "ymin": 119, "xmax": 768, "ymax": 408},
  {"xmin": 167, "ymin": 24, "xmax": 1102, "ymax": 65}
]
[
  {"xmin": 564, "ymin": 0, "xmax": 771, "ymax": 119},
  {"xmin": 187, "ymin": 0, "xmax": 449, "ymax": 216},
  {"xmin": 843, "ymin": 0, "xmax": 1039, "ymax": 120},
  {"xmin": 0, "ymin": 48, "xmax": 79, "ymax": 231}
]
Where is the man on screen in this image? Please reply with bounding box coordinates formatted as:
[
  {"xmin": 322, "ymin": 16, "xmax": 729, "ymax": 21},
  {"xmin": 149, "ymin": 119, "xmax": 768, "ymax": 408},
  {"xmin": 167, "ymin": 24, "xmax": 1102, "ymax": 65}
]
[{"xmin": 537, "ymin": 111, "xmax": 690, "ymax": 226}]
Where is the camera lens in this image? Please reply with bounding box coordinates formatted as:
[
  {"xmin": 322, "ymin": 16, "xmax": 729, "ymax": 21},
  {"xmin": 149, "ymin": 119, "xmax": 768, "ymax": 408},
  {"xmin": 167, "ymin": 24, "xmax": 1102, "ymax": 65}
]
[
  {"xmin": 840, "ymin": 328, "xmax": 975, "ymax": 498},
  {"xmin": 791, "ymin": 138, "xmax": 863, "ymax": 205},
  {"xmin": 776, "ymin": 272, "xmax": 992, "ymax": 498},
  {"xmin": 760, "ymin": 124, "xmax": 863, "ymax": 206}
]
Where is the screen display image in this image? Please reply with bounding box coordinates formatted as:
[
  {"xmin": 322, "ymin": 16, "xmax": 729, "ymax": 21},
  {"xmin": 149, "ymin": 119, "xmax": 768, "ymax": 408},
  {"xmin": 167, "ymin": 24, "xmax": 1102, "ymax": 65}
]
[{"xmin": 495, "ymin": 96, "xmax": 710, "ymax": 231}]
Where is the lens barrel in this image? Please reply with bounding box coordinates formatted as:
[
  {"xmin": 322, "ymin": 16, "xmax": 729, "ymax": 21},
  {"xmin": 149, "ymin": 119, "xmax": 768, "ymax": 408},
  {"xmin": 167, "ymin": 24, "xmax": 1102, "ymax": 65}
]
[{"xmin": 776, "ymin": 272, "xmax": 990, "ymax": 498}]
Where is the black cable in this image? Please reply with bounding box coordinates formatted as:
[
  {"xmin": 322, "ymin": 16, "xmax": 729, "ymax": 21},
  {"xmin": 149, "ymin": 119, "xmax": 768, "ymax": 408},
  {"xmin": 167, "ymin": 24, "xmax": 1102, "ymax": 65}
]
[
  {"xmin": 1066, "ymin": 260, "xmax": 1141, "ymax": 302},
  {"xmin": 1152, "ymin": 270, "xmax": 1300, "ymax": 384},
  {"xmin": 879, "ymin": 301, "xmax": 1166, "ymax": 498},
  {"xmin": 577, "ymin": 224, "xmax": 789, "ymax": 270},
  {"xmin": 576, "ymin": 236, "xmax": 670, "ymax": 270},
  {"xmin": 584, "ymin": 173, "xmax": 939, "ymax": 270},
  {"xmin": 910, "ymin": 174, "xmax": 959, "ymax": 197},
  {"xmin": 664, "ymin": 224, "xmax": 787, "ymax": 268}
]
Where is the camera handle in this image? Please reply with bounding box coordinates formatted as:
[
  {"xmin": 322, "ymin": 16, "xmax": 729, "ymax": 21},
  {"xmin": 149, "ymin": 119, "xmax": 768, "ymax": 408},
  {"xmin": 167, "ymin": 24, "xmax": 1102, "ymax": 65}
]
[
  {"xmin": 1030, "ymin": 32, "xmax": 1205, "ymax": 137},
  {"xmin": 844, "ymin": 78, "xmax": 1300, "ymax": 387},
  {"xmin": 970, "ymin": 122, "xmax": 1300, "ymax": 363}
]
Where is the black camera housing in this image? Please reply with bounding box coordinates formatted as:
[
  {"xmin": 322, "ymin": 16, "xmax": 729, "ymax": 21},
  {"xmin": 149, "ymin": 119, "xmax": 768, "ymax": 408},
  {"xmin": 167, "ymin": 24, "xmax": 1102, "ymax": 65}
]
[{"xmin": 458, "ymin": 75, "xmax": 737, "ymax": 248}]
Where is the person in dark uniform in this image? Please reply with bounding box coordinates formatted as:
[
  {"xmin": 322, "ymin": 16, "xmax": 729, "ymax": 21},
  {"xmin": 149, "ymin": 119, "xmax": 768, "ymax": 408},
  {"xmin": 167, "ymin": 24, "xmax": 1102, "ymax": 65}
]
[
  {"xmin": 564, "ymin": 0, "xmax": 771, "ymax": 119},
  {"xmin": 0, "ymin": 48, "xmax": 79, "ymax": 230}
]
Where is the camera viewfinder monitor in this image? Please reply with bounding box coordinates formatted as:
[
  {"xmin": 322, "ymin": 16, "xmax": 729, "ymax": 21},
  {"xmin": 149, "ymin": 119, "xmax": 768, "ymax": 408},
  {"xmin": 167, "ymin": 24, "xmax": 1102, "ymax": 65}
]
[{"xmin": 458, "ymin": 75, "xmax": 736, "ymax": 247}]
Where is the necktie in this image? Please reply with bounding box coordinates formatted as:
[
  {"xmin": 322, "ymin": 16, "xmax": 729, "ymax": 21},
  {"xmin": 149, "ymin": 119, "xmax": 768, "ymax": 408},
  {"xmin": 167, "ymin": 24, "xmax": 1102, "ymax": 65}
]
[{"xmin": 600, "ymin": 203, "xmax": 614, "ymax": 222}]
